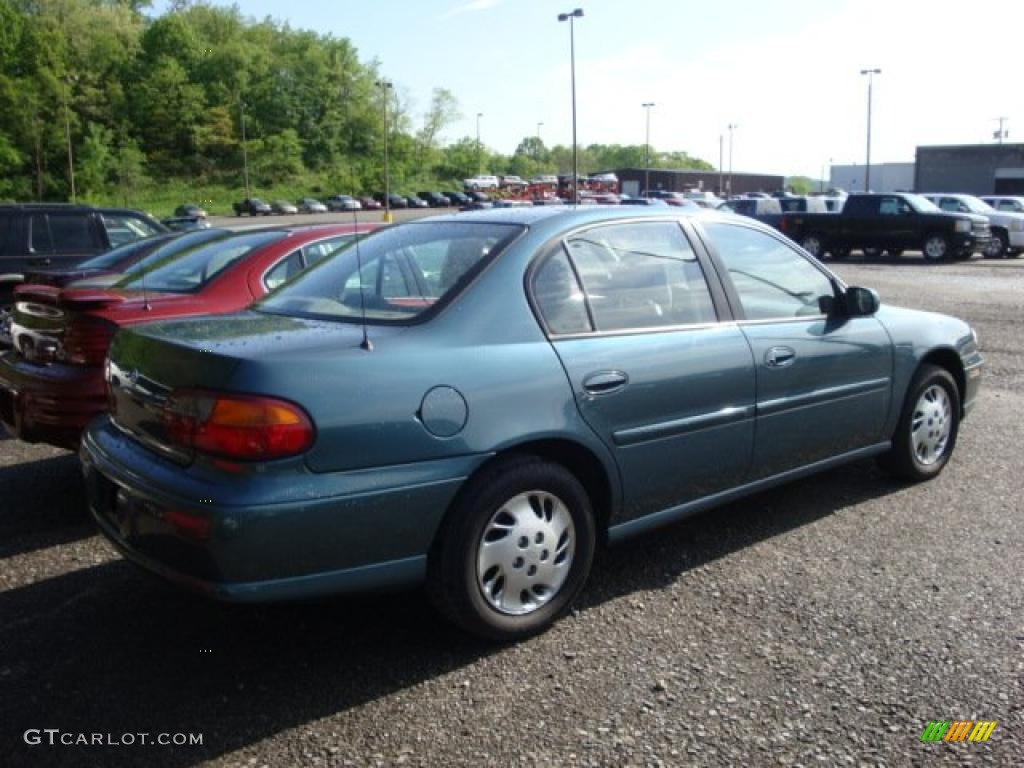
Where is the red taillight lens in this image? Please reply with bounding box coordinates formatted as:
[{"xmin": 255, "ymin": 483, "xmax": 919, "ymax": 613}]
[
  {"xmin": 162, "ymin": 390, "xmax": 315, "ymax": 461},
  {"xmin": 63, "ymin": 315, "xmax": 117, "ymax": 366}
]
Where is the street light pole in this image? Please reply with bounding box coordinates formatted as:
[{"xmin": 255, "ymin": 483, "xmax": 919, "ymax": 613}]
[
  {"xmin": 238, "ymin": 98, "xmax": 250, "ymax": 200},
  {"xmin": 377, "ymin": 79, "xmax": 393, "ymax": 222},
  {"xmin": 62, "ymin": 76, "xmax": 76, "ymax": 203},
  {"xmin": 558, "ymin": 8, "xmax": 584, "ymax": 205},
  {"xmin": 718, "ymin": 133, "xmax": 724, "ymax": 196},
  {"xmin": 860, "ymin": 68, "xmax": 881, "ymax": 192},
  {"xmin": 476, "ymin": 112, "xmax": 484, "ymax": 175},
  {"xmin": 727, "ymin": 123, "xmax": 737, "ymax": 196},
  {"xmin": 642, "ymin": 102, "xmax": 655, "ymax": 197}
]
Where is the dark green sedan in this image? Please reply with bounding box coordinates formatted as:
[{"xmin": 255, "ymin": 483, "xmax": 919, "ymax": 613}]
[{"xmin": 80, "ymin": 207, "xmax": 982, "ymax": 640}]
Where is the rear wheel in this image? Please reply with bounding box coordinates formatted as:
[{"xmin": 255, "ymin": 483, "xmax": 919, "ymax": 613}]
[
  {"xmin": 800, "ymin": 233, "xmax": 825, "ymax": 259},
  {"xmin": 985, "ymin": 231, "xmax": 1008, "ymax": 258},
  {"xmin": 428, "ymin": 455, "xmax": 596, "ymax": 641},
  {"xmin": 922, "ymin": 234, "xmax": 950, "ymax": 262},
  {"xmin": 877, "ymin": 364, "xmax": 960, "ymax": 481}
]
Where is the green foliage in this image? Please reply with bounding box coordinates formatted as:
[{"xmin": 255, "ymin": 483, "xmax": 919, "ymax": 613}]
[
  {"xmin": 0, "ymin": 1, "xmax": 716, "ymax": 213},
  {"xmin": 785, "ymin": 176, "xmax": 815, "ymax": 195}
]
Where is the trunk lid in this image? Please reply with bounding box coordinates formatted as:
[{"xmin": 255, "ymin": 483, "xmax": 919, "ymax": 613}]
[{"xmin": 9, "ymin": 285, "xmax": 125, "ymax": 364}]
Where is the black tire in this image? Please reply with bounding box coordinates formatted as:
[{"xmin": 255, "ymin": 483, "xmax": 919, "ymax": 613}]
[
  {"xmin": 862, "ymin": 247, "xmax": 882, "ymax": 259},
  {"xmin": 428, "ymin": 455, "xmax": 596, "ymax": 641},
  {"xmin": 953, "ymin": 249, "xmax": 973, "ymax": 261},
  {"xmin": 985, "ymin": 231, "xmax": 1008, "ymax": 259},
  {"xmin": 877, "ymin": 364, "xmax": 960, "ymax": 482},
  {"xmin": 800, "ymin": 233, "xmax": 826, "ymax": 259},
  {"xmin": 829, "ymin": 246, "xmax": 850, "ymax": 260},
  {"xmin": 922, "ymin": 233, "xmax": 950, "ymax": 262}
]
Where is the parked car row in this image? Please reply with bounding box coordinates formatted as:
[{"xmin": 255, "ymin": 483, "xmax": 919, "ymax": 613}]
[{"xmin": 0, "ymin": 206, "xmax": 982, "ymax": 642}]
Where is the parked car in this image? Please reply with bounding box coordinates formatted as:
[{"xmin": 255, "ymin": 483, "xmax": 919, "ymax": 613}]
[
  {"xmin": 161, "ymin": 215, "xmax": 211, "ymax": 232},
  {"xmin": 642, "ymin": 191, "xmax": 694, "ymax": 207},
  {"xmin": 619, "ymin": 196, "xmax": 668, "ymax": 206},
  {"xmin": 417, "ymin": 192, "xmax": 451, "ymax": 208},
  {"xmin": 297, "ymin": 198, "xmax": 328, "ymax": 214},
  {"xmin": 0, "ymin": 204, "xmax": 167, "ymax": 336},
  {"xmin": 920, "ymin": 193, "xmax": 1024, "ymax": 258},
  {"xmin": 529, "ymin": 175, "xmax": 559, "ymax": 185},
  {"xmin": 174, "ymin": 203, "xmax": 207, "ymax": 219},
  {"xmin": 784, "ymin": 193, "xmax": 991, "ymax": 261},
  {"xmin": 326, "ymin": 195, "xmax": 361, "ymax": 212},
  {"xmin": 443, "ymin": 191, "xmax": 471, "ymax": 207},
  {"xmin": 500, "ymin": 175, "xmax": 527, "ymax": 188},
  {"xmin": 406, "ymin": 195, "xmax": 430, "ymax": 209},
  {"xmin": 460, "ymin": 191, "xmax": 493, "ymax": 210},
  {"xmin": 271, "ymin": 200, "xmax": 299, "ymax": 215},
  {"xmin": 980, "ymin": 195, "xmax": 1024, "ymax": 214},
  {"xmin": 78, "ymin": 207, "xmax": 982, "ymax": 641},
  {"xmin": 359, "ymin": 197, "xmax": 382, "ymax": 211},
  {"xmin": 232, "ymin": 198, "xmax": 272, "ymax": 216},
  {"xmin": 0, "ymin": 223, "xmax": 377, "ymax": 450},
  {"xmin": 463, "ymin": 175, "xmax": 500, "ymax": 190},
  {"xmin": 375, "ymin": 193, "xmax": 408, "ymax": 210},
  {"xmin": 683, "ymin": 191, "xmax": 723, "ymax": 208}
]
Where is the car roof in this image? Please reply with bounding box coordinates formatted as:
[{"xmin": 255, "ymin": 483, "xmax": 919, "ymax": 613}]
[{"xmin": 420, "ymin": 204, "xmax": 717, "ymax": 228}]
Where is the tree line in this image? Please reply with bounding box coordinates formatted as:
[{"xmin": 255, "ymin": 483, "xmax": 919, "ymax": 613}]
[{"xmin": 0, "ymin": 0, "xmax": 713, "ymax": 209}]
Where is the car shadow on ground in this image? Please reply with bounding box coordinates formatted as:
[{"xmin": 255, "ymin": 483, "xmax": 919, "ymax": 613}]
[
  {"xmin": 0, "ymin": 458, "xmax": 908, "ymax": 767},
  {"xmin": 0, "ymin": 453, "xmax": 95, "ymax": 559}
]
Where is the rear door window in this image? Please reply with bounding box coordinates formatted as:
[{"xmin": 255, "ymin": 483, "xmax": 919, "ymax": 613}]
[
  {"xmin": 29, "ymin": 214, "xmax": 53, "ymax": 253},
  {"xmin": 564, "ymin": 221, "xmax": 717, "ymax": 332},
  {"xmin": 48, "ymin": 213, "xmax": 99, "ymax": 251}
]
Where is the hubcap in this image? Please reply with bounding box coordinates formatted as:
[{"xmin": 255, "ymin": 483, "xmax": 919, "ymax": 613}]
[
  {"xmin": 911, "ymin": 385, "xmax": 952, "ymax": 466},
  {"xmin": 924, "ymin": 237, "xmax": 947, "ymax": 260},
  {"xmin": 804, "ymin": 237, "xmax": 820, "ymax": 256},
  {"xmin": 986, "ymin": 237, "xmax": 1005, "ymax": 258},
  {"xmin": 476, "ymin": 490, "xmax": 575, "ymax": 616}
]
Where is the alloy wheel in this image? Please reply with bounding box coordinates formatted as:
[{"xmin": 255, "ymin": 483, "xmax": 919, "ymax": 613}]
[{"xmin": 911, "ymin": 384, "xmax": 952, "ymax": 466}]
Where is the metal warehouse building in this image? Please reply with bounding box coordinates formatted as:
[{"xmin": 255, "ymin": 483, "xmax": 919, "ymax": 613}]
[
  {"xmin": 915, "ymin": 143, "xmax": 1024, "ymax": 195},
  {"xmin": 830, "ymin": 162, "xmax": 914, "ymax": 193},
  {"xmin": 609, "ymin": 168, "xmax": 785, "ymax": 198}
]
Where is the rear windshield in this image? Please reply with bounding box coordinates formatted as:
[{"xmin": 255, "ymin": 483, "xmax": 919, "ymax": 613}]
[
  {"xmin": 256, "ymin": 221, "xmax": 523, "ymax": 324},
  {"xmin": 115, "ymin": 231, "xmax": 286, "ymax": 293},
  {"xmin": 76, "ymin": 235, "xmax": 171, "ymax": 270}
]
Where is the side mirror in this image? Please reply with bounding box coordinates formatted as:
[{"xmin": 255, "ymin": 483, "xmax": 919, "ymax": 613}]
[{"xmin": 845, "ymin": 286, "xmax": 880, "ymax": 316}]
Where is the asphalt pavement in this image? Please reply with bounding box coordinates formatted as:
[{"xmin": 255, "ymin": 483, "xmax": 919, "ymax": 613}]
[{"xmin": 0, "ymin": 251, "xmax": 1021, "ymax": 767}]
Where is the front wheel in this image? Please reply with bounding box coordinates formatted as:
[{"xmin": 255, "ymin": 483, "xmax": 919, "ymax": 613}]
[
  {"xmin": 877, "ymin": 364, "xmax": 960, "ymax": 482},
  {"xmin": 428, "ymin": 456, "xmax": 596, "ymax": 641},
  {"xmin": 922, "ymin": 234, "xmax": 950, "ymax": 262}
]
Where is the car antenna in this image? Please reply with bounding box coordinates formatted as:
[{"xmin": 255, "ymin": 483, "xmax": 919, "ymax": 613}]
[
  {"xmin": 141, "ymin": 259, "xmax": 151, "ymax": 311},
  {"xmin": 352, "ymin": 208, "xmax": 372, "ymax": 351}
]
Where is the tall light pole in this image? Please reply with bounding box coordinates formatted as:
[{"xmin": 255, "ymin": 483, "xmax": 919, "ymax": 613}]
[
  {"xmin": 536, "ymin": 121, "xmax": 544, "ymax": 162},
  {"xmin": 718, "ymin": 133, "xmax": 724, "ymax": 196},
  {"xmin": 377, "ymin": 79, "xmax": 393, "ymax": 222},
  {"xmin": 994, "ymin": 116, "xmax": 1009, "ymax": 144},
  {"xmin": 62, "ymin": 75, "xmax": 76, "ymax": 203},
  {"xmin": 558, "ymin": 8, "xmax": 584, "ymax": 204},
  {"xmin": 238, "ymin": 97, "xmax": 250, "ymax": 200},
  {"xmin": 642, "ymin": 102, "xmax": 655, "ymax": 197},
  {"xmin": 476, "ymin": 112, "xmax": 484, "ymax": 174},
  {"xmin": 860, "ymin": 68, "xmax": 881, "ymax": 192},
  {"xmin": 727, "ymin": 123, "xmax": 737, "ymax": 196}
]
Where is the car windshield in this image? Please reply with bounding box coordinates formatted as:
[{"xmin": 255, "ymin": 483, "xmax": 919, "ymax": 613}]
[
  {"xmin": 958, "ymin": 196, "xmax": 994, "ymax": 213},
  {"xmin": 256, "ymin": 221, "xmax": 523, "ymax": 324},
  {"xmin": 115, "ymin": 231, "xmax": 286, "ymax": 293},
  {"xmin": 77, "ymin": 235, "xmax": 173, "ymax": 270},
  {"xmin": 903, "ymin": 194, "xmax": 941, "ymax": 213}
]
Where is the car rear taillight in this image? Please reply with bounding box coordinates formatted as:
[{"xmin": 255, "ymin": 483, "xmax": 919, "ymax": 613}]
[
  {"xmin": 63, "ymin": 315, "xmax": 117, "ymax": 365},
  {"xmin": 162, "ymin": 389, "xmax": 315, "ymax": 461}
]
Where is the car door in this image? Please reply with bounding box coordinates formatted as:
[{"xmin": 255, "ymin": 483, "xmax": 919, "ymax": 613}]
[
  {"xmin": 698, "ymin": 220, "xmax": 893, "ymax": 479},
  {"xmin": 876, "ymin": 195, "xmax": 917, "ymax": 250},
  {"xmin": 532, "ymin": 219, "xmax": 756, "ymax": 523}
]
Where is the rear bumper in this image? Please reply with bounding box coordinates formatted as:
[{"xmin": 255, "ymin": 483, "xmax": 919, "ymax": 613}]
[
  {"xmin": 0, "ymin": 352, "xmax": 104, "ymax": 449},
  {"xmin": 80, "ymin": 417, "xmax": 489, "ymax": 602}
]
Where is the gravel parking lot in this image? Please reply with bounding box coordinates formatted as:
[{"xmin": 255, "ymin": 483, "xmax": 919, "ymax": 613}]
[{"xmin": 0, "ymin": 252, "xmax": 1021, "ymax": 767}]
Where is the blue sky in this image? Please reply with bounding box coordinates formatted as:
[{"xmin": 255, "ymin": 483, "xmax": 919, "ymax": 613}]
[{"xmin": 153, "ymin": 0, "xmax": 1024, "ymax": 178}]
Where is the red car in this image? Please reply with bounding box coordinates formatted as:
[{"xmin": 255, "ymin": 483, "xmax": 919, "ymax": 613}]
[{"xmin": 0, "ymin": 223, "xmax": 377, "ymax": 449}]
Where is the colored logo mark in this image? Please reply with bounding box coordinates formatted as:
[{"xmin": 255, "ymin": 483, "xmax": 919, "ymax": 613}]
[{"xmin": 920, "ymin": 721, "xmax": 997, "ymax": 743}]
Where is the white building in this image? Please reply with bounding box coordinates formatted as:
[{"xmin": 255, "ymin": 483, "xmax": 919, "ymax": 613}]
[{"xmin": 830, "ymin": 162, "xmax": 915, "ymax": 193}]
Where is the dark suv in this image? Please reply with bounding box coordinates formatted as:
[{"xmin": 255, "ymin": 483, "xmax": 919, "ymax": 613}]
[{"xmin": 0, "ymin": 203, "xmax": 166, "ymax": 340}]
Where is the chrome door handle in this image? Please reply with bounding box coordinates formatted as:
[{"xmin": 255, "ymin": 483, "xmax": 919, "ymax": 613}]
[
  {"xmin": 582, "ymin": 370, "xmax": 629, "ymax": 395},
  {"xmin": 764, "ymin": 346, "xmax": 796, "ymax": 368}
]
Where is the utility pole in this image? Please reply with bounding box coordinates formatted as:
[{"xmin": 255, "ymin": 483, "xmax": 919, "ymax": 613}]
[
  {"xmin": 718, "ymin": 134, "xmax": 724, "ymax": 196},
  {"xmin": 642, "ymin": 102, "xmax": 655, "ymax": 197},
  {"xmin": 727, "ymin": 123, "xmax": 737, "ymax": 196},
  {"xmin": 476, "ymin": 112, "xmax": 484, "ymax": 174},
  {"xmin": 860, "ymin": 68, "xmax": 881, "ymax": 192},
  {"xmin": 62, "ymin": 76, "xmax": 76, "ymax": 203},
  {"xmin": 994, "ymin": 117, "xmax": 1009, "ymax": 144},
  {"xmin": 238, "ymin": 98, "xmax": 250, "ymax": 200},
  {"xmin": 557, "ymin": 8, "xmax": 584, "ymax": 204}
]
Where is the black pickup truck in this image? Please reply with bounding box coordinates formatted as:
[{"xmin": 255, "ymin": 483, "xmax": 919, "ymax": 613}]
[{"xmin": 782, "ymin": 193, "xmax": 991, "ymax": 261}]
